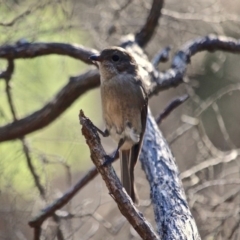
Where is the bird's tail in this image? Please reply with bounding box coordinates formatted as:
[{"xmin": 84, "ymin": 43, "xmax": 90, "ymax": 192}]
[{"xmin": 120, "ymin": 150, "xmax": 138, "ymax": 204}]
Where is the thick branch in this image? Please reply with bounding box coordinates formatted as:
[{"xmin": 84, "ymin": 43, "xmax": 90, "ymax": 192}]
[
  {"xmin": 150, "ymin": 35, "xmax": 240, "ymax": 95},
  {"xmin": 141, "ymin": 109, "xmax": 200, "ymax": 239},
  {"xmin": 0, "ymin": 42, "xmax": 98, "ymax": 64},
  {"xmin": 0, "ymin": 69, "xmax": 100, "ymax": 142},
  {"xmin": 79, "ymin": 111, "xmax": 159, "ymax": 240},
  {"xmin": 135, "ymin": 0, "xmax": 164, "ymax": 47}
]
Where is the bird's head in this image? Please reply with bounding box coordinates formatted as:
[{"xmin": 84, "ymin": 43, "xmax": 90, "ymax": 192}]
[{"xmin": 89, "ymin": 47, "xmax": 138, "ymax": 80}]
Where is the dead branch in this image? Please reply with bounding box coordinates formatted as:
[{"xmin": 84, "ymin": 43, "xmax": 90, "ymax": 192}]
[
  {"xmin": 0, "ymin": 42, "xmax": 98, "ymax": 64},
  {"xmin": 141, "ymin": 109, "xmax": 200, "ymax": 239},
  {"xmin": 135, "ymin": 0, "xmax": 164, "ymax": 47},
  {"xmin": 0, "ymin": 69, "xmax": 100, "ymax": 142},
  {"xmin": 0, "ymin": 35, "xmax": 240, "ymax": 143},
  {"xmin": 180, "ymin": 150, "xmax": 240, "ymax": 180},
  {"xmin": 150, "ymin": 35, "xmax": 240, "ymax": 95},
  {"xmin": 79, "ymin": 110, "xmax": 159, "ymax": 240},
  {"xmin": 155, "ymin": 94, "xmax": 189, "ymax": 124},
  {"xmin": 29, "ymin": 166, "xmax": 98, "ymax": 228}
]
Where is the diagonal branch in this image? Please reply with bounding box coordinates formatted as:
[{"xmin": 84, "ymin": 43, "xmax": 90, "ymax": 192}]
[
  {"xmin": 79, "ymin": 110, "xmax": 159, "ymax": 240},
  {"xmin": 0, "ymin": 69, "xmax": 100, "ymax": 142},
  {"xmin": 140, "ymin": 109, "xmax": 200, "ymax": 239},
  {"xmin": 29, "ymin": 166, "xmax": 98, "ymax": 228},
  {"xmin": 135, "ymin": 0, "xmax": 164, "ymax": 47}
]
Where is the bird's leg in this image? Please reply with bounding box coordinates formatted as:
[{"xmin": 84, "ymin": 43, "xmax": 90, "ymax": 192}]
[
  {"xmin": 94, "ymin": 126, "xmax": 110, "ymax": 137},
  {"xmin": 103, "ymin": 138, "xmax": 125, "ymax": 166}
]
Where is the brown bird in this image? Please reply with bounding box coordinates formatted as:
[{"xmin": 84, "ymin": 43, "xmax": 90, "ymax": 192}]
[{"xmin": 90, "ymin": 47, "xmax": 148, "ymax": 204}]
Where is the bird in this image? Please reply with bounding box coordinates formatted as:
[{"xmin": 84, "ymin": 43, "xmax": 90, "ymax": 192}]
[{"xmin": 89, "ymin": 46, "xmax": 148, "ymax": 204}]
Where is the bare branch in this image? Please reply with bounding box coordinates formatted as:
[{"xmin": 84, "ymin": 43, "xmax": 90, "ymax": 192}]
[
  {"xmin": 151, "ymin": 46, "xmax": 171, "ymax": 67},
  {"xmin": 0, "ymin": 42, "xmax": 98, "ymax": 65},
  {"xmin": 29, "ymin": 166, "xmax": 98, "ymax": 228},
  {"xmin": 162, "ymin": 8, "xmax": 240, "ymax": 24},
  {"xmin": 150, "ymin": 35, "xmax": 240, "ymax": 95},
  {"xmin": 33, "ymin": 227, "xmax": 41, "ymax": 240},
  {"xmin": 0, "ymin": 9, "xmax": 32, "ymax": 27},
  {"xmin": 155, "ymin": 94, "xmax": 189, "ymax": 124},
  {"xmin": 135, "ymin": 0, "xmax": 164, "ymax": 47},
  {"xmin": 180, "ymin": 150, "xmax": 240, "ymax": 180},
  {"xmin": 79, "ymin": 110, "xmax": 159, "ymax": 240},
  {"xmin": 0, "ymin": 69, "xmax": 100, "ymax": 142}
]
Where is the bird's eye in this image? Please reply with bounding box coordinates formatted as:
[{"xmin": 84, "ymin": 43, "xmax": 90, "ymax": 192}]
[{"xmin": 112, "ymin": 54, "xmax": 120, "ymax": 62}]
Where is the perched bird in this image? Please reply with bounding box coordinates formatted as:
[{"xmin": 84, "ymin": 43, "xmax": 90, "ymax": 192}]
[{"xmin": 90, "ymin": 47, "xmax": 148, "ymax": 204}]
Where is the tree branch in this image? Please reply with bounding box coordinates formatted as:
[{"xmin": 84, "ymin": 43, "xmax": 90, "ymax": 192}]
[
  {"xmin": 140, "ymin": 109, "xmax": 201, "ymax": 239},
  {"xmin": 150, "ymin": 35, "xmax": 240, "ymax": 95},
  {"xmin": 155, "ymin": 94, "xmax": 189, "ymax": 124},
  {"xmin": 29, "ymin": 166, "xmax": 98, "ymax": 228},
  {"xmin": 1, "ymin": 35, "xmax": 240, "ymax": 142},
  {"xmin": 0, "ymin": 42, "xmax": 98, "ymax": 65},
  {"xmin": 135, "ymin": 0, "xmax": 164, "ymax": 47},
  {"xmin": 79, "ymin": 110, "xmax": 159, "ymax": 240},
  {"xmin": 0, "ymin": 69, "xmax": 100, "ymax": 142}
]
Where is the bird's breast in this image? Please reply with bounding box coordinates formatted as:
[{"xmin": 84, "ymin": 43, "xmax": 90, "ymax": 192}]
[{"xmin": 100, "ymin": 74, "xmax": 144, "ymax": 149}]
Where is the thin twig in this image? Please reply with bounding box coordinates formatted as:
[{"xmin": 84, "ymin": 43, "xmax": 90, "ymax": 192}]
[
  {"xmin": 29, "ymin": 166, "xmax": 98, "ymax": 228},
  {"xmin": 162, "ymin": 8, "xmax": 240, "ymax": 24},
  {"xmin": 155, "ymin": 94, "xmax": 189, "ymax": 124},
  {"xmin": 3, "ymin": 60, "xmax": 64, "ymax": 240},
  {"xmin": 180, "ymin": 150, "xmax": 240, "ymax": 180},
  {"xmin": 0, "ymin": 69, "xmax": 100, "ymax": 142},
  {"xmin": 151, "ymin": 46, "xmax": 171, "ymax": 67}
]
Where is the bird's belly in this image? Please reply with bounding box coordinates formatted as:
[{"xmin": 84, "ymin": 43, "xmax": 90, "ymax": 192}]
[
  {"xmin": 108, "ymin": 124, "xmax": 140, "ymax": 150},
  {"xmin": 110, "ymin": 127, "xmax": 136, "ymax": 150}
]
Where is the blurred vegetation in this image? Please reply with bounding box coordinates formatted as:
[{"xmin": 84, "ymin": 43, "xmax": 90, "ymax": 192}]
[{"xmin": 0, "ymin": 0, "xmax": 101, "ymax": 195}]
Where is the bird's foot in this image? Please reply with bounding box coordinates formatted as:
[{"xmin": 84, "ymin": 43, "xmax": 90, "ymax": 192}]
[{"xmin": 102, "ymin": 154, "xmax": 115, "ymax": 166}]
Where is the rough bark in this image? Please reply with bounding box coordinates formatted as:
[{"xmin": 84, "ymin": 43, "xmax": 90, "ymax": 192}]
[{"xmin": 141, "ymin": 109, "xmax": 200, "ymax": 239}]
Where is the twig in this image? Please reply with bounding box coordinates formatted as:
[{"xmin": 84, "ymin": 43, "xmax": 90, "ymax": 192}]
[
  {"xmin": 150, "ymin": 35, "xmax": 240, "ymax": 95},
  {"xmin": 155, "ymin": 94, "xmax": 189, "ymax": 124},
  {"xmin": 135, "ymin": 0, "xmax": 164, "ymax": 47},
  {"xmin": 22, "ymin": 139, "xmax": 46, "ymax": 198},
  {"xmin": 180, "ymin": 150, "xmax": 240, "ymax": 180},
  {"xmin": 0, "ymin": 2, "xmax": 51, "ymax": 27},
  {"xmin": 29, "ymin": 148, "xmax": 120, "ymax": 229},
  {"xmin": 3, "ymin": 59, "xmax": 64, "ymax": 240},
  {"xmin": 79, "ymin": 110, "xmax": 159, "ymax": 240},
  {"xmin": 0, "ymin": 9, "xmax": 32, "ymax": 27},
  {"xmin": 151, "ymin": 46, "xmax": 171, "ymax": 67},
  {"xmin": 33, "ymin": 227, "xmax": 41, "ymax": 240},
  {"xmin": 29, "ymin": 166, "xmax": 98, "ymax": 228},
  {"xmin": 189, "ymin": 179, "xmax": 240, "ymax": 197},
  {"xmin": 212, "ymin": 102, "xmax": 236, "ymax": 149},
  {"xmin": 162, "ymin": 8, "xmax": 240, "ymax": 24}
]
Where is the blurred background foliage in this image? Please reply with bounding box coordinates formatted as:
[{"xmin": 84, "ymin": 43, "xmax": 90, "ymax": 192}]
[
  {"xmin": 0, "ymin": 0, "xmax": 101, "ymax": 195},
  {"xmin": 1, "ymin": 0, "xmax": 240, "ymax": 239}
]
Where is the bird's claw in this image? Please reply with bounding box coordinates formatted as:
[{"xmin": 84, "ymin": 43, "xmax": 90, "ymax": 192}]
[{"xmin": 102, "ymin": 154, "xmax": 115, "ymax": 166}]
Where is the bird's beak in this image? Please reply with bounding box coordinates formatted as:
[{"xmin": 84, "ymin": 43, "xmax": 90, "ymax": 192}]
[{"xmin": 89, "ymin": 54, "xmax": 102, "ymax": 62}]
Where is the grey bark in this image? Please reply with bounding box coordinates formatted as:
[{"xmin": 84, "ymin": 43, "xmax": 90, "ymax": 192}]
[{"xmin": 140, "ymin": 109, "xmax": 201, "ymax": 239}]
